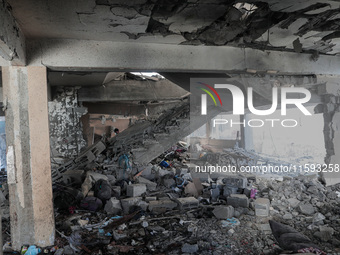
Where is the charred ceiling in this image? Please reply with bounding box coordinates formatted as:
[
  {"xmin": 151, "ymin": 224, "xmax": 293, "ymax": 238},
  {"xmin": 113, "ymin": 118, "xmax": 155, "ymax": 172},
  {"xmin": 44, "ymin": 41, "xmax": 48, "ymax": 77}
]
[{"xmin": 6, "ymin": 0, "xmax": 340, "ymax": 55}]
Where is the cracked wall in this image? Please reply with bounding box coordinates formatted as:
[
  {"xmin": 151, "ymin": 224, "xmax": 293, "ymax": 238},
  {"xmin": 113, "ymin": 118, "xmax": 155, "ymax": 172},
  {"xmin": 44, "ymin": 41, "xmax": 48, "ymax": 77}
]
[{"xmin": 48, "ymin": 87, "xmax": 87, "ymax": 163}]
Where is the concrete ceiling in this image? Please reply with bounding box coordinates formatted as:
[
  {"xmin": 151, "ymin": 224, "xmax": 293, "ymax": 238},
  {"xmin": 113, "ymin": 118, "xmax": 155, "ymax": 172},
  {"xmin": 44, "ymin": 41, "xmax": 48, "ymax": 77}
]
[{"xmin": 7, "ymin": 0, "xmax": 340, "ymax": 55}]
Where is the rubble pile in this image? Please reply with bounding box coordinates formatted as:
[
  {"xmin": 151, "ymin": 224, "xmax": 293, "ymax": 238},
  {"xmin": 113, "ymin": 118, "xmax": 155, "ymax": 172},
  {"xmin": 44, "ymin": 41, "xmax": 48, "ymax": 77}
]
[
  {"xmin": 15, "ymin": 146, "xmax": 340, "ymax": 255},
  {"xmin": 2, "ymin": 103, "xmax": 340, "ymax": 254}
]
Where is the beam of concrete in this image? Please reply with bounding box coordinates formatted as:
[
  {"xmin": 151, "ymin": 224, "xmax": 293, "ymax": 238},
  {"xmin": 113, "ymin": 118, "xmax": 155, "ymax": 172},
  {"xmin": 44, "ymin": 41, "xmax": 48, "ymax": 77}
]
[
  {"xmin": 2, "ymin": 66, "xmax": 54, "ymax": 250},
  {"xmin": 28, "ymin": 39, "xmax": 340, "ymax": 75},
  {"xmin": 78, "ymin": 79, "xmax": 190, "ymax": 102},
  {"xmin": 84, "ymin": 101, "xmax": 183, "ymax": 116},
  {"xmin": 0, "ymin": 0, "xmax": 26, "ymax": 66}
]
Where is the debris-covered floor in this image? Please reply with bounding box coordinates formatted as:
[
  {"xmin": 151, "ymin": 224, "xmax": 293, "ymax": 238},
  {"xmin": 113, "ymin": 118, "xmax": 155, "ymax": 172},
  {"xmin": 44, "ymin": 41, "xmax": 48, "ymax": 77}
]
[{"xmin": 1, "ymin": 134, "xmax": 340, "ymax": 254}]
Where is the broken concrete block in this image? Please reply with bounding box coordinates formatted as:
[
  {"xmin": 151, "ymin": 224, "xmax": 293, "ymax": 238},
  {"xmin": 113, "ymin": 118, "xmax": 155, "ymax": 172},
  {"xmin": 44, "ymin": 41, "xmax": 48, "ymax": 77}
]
[
  {"xmin": 193, "ymin": 178, "xmax": 203, "ymax": 194},
  {"xmin": 223, "ymin": 186, "xmax": 239, "ymax": 198},
  {"xmin": 111, "ymin": 186, "xmax": 121, "ymax": 198},
  {"xmin": 213, "ymin": 206, "xmax": 234, "ymax": 219},
  {"xmin": 163, "ymin": 178, "xmax": 175, "ymax": 188},
  {"xmin": 148, "ymin": 199, "xmax": 177, "ymax": 214},
  {"xmin": 138, "ymin": 201, "xmax": 149, "ymax": 211},
  {"xmin": 141, "ymin": 164, "xmax": 154, "ymax": 179},
  {"xmin": 222, "ymin": 176, "xmax": 247, "ymax": 188},
  {"xmin": 107, "ymin": 175, "xmax": 117, "ymax": 186},
  {"xmin": 145, "ymin": 197, "xmax": 157, "ymax": 202},
  {"xmin": 254, "ymin": 198, "xmax": 270, "ymax": 217},
  {"xmin": 313, "ymin": 212, "xmax": 325, "ymax": 224},
  {"xmin": 227, "ymin": 194, "xmax": 249, "ymax": 208},
  {"xmin": 176, "ymin": 197, "xmax": 199, "ymax": 210},
  {"xmin": 287, "ymin": 198, "xmax": 300, "ymax": 208},
  {"xmin": 283, "ymin": 213, "xmax": 293, "ymax": 220},
  {"xmin": 81, "ymin": 171, "xmax": 109, "ymax": 196},
  {"xmin": 185, "ymin": 182, "xmax": 198, "ymax": 197},
  {"xmin": 127, "ymin": 184, "xmax": 147, "ymax": 197},
  {"xmin": 298, "ymin": 203, "xmax": 315, "ymax": 215},
  {"xmin": 137, "ymin": 176, "xmax": 157, "ymax": 191},
  {"xmin": 314, "ymin": 226, "xmax": 335, "ymax": 242},
  {"xmin": 104, "ymin": 198, "xmax": 122, "ymax": 215},
  {"xmin": 257, "ymin": 223, "xmax": 272, "ymax": 233},
  {"xmin": 182, "ymin": 243, "xmax": 199, "ymax": 254},
  {"xmin": 121, "ymin": 197, "xmax": 143, "ymax": 214}
]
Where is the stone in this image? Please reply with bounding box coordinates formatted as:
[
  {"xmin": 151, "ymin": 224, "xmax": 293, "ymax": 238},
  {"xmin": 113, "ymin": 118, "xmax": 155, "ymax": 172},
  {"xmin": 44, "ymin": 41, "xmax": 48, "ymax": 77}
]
[
  {"xmin": 287, "ymin": 198, "xmax": 300, "ymax": 208},
  {"xmin": 193, "ymin": 178, "xmax": 203, "ymax": 194},
  {"xmin": 213, "ymin": 206, "xmax": 234, "ymax": 219},
  {"xmin": 298, "ymin": 203, "xmax": 315, "ymax": 215},
  {"xmin": 313, "ymin": 212, "xmax": 325, "ymax": 224},
  {"xmin": 163, "ymin": 178, "xmax": 175, "ymax": 188},
  {"xmin": 104, "ymin": 198, "xmax": 122, "ymax": 215},
  {"xmin": 257, "ymin": 223, "xmax": 272, "ymax": 233},
  {"xmin": 137, "ymin": 176, "xmax": 157, "ymax": 191},
  {"xmin": 148, "ymin": 199, "xmax": 177, "ymax": 214},
  {"xmin": 106, "ymin": 175, "xmax": 117, "ymax": 186},
  {"xmin": 121, "ymin": 197, "xmax": 143, "ymax": 214},
  {"xmin": 227, "ymin": 194, "xmax": 249, "ymax": 208},
  {"xmin": 254, "ymin": 198, "xmax": 270, "ymax": 217},
  {"xmin": 228, "ymin": 228, "xmax": 235, "ymax": 235},
  {"xmin": 185, "ymin": 182, "xmax": 198, "ymax": 197},
  {"xmin": 182, "ymin": 243, "xmax": 199, "ymax": 254},
  {"xmin": 141, "ymin": 164, "xmax": 153, "ymax": 179},
  {"xmin": 111, "ymin": 186, "xmax": 121, "ymax": 198},
  {"xmin": 283, "ymin": 213, "xmax": 293, "ymax": 220},
  {"xmin": 319, "ymin": 226, "xmax": 334, "ymax": 241},
  {"xmin": 176, "ymin": 197, "xmax": 199, "ymax": 210},
  {"xmin": 127, "ymin": 184, "xmax": 147, "ymax": 197}
]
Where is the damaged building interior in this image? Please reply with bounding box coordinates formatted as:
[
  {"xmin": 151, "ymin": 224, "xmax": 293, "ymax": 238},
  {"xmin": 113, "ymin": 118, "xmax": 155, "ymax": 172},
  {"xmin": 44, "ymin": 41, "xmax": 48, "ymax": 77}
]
[{"xmin": 2, "ymin": 0, "xmax": 340, "ymax": 254}]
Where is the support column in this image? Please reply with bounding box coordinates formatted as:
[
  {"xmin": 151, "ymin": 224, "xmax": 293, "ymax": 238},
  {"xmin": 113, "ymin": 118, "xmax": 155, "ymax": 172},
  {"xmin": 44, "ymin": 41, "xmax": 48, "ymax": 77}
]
[
  {"xmin": 317, "ymin": 79, "xmax": 340, "ymax": 186},
  {"xmin": 1, "ymin": 66, "xmax": 55, "ymax": 250}
]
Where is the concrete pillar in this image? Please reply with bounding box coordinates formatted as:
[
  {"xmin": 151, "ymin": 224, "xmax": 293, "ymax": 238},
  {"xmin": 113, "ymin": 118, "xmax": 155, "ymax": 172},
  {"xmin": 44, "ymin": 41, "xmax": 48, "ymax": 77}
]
[
  {"xmin": 1, "ymin": 66, "xmax": 55, "ymax": 250},
  {"xmin": 320, "ymin": 93, "xmax": 340, "ymax": 186}
]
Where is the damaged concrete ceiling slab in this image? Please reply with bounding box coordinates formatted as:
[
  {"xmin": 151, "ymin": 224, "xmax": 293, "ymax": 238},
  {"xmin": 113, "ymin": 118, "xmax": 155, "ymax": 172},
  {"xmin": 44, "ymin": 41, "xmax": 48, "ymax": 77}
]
[{"xmin": 7, "ymin": 0, "xmax": 340, "ymax": 55}]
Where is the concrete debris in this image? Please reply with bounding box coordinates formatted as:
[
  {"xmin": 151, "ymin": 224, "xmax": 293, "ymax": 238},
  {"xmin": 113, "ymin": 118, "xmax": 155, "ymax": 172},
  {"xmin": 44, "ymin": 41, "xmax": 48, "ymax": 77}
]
[
  {"xmin": 255, "ymin": 198, "xmax": 270, "ymax": 217},
  {"xmin": 213, "ymin": 206, "xmax": 234, "ymax": 219},
  {"xmin": 181, "ymin": 243, "xmax": 199, "ymax": 254},
  {"xmin": 176, "ymin": 197, "xmax": 199, "ymax": 210},
  {"xmin": 39, "ymin": 107, "xmax": 340, "ymax": 254},
  {"xmin": 227, "ymin": 194, "xmax": 249, "ymax": 208},
  {"xmin": 136, "ymin": 176, "xmax": 157, "ymax": 191},
  {"xmin": 104, "ymin": 198, "xmax": 122, "ymax": 215},
  {"xmin": 126, "ymin": 184, "xmax": 147, "ymax": 197},
  {"xmin": 298, "ymin": 202, "xmax": 315, "ymax": 215},
  {"xmin": 148, "ymin": 199, "xmax": 177, "ymax": 214},
  {"xmin": 43, "ymin": 166, "xmax": 340, "ymax": 254}
]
